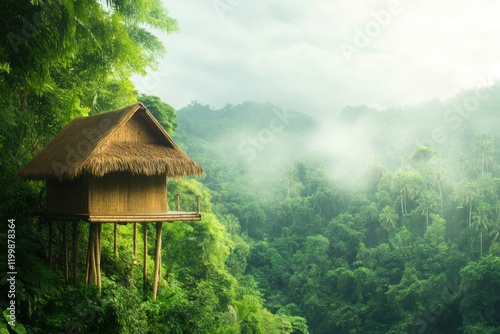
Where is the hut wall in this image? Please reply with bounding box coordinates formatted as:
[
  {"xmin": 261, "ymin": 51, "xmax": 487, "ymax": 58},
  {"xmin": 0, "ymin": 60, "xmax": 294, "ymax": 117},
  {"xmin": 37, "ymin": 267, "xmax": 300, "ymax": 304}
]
[
  {"xmin": 89, "ymin": 172, "xmax": 167, "ymax": 213},
  {"xmin": 46, "ymin": 177, "xmax": 89, "ymax": 213},
  {"xmin": 110, "ymin": 112, "xmax": 161, "ymax": 144}
]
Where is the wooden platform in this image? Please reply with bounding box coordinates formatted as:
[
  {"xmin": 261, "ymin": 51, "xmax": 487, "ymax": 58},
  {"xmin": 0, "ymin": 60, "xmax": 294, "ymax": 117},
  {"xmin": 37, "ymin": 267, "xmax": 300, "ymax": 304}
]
[{"xmin": 34, "ymin": 211, "xmax": 202, "ymax": 223}]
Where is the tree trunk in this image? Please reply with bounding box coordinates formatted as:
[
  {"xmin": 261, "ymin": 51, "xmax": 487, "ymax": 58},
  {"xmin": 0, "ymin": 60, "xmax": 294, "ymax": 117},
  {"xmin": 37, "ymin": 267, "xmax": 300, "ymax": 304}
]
[
  {"xmin": 480, "ymin": 230, "xmax": 483, "ymax": 257},
  {"xmin": 469, "ymin": 202, "xmax": 472, "ymax": 227},
  {"xmin": 404, "ymin": 195, "xmax": 408, "ymax": 215}
]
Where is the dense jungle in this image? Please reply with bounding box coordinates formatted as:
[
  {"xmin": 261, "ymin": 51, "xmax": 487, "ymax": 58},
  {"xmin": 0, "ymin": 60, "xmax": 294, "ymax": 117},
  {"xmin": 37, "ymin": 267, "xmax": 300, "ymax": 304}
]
[{"xmin": 1, "ymin": 1, "xmax": 500, "ymax": 333}]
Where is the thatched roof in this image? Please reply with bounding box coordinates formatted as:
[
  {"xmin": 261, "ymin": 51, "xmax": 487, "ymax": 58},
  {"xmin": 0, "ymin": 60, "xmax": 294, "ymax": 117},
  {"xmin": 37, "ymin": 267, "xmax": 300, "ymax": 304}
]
[{"xmin": 19, "ymin": 103, "xmax": 204, "ymax": 180}]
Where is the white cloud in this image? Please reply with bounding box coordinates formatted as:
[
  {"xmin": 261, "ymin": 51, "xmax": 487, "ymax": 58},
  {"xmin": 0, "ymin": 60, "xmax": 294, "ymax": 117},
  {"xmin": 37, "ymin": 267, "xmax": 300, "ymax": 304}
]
[{"xmin": 134, "ymin": 0, "xmax": 500, "ymax": 115}]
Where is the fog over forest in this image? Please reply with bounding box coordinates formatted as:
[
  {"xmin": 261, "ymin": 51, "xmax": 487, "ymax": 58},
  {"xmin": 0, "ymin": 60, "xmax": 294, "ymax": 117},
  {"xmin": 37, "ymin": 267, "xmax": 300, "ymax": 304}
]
[
  {"xmin": 172, "ymin": 83, "xmax": 500, "ymax": 333},
  {"xmin": 176, "ymin": 81, "xmax": 500, "ymax": 189},
  {"xmin": 2, "ymin": 1, "xmax": 500, "ymax": 333}
]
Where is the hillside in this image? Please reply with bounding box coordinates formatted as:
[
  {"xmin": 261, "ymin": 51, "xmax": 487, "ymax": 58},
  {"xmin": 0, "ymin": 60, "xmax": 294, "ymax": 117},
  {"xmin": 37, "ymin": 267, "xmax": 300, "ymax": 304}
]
[{"xmin": 172, "ymin": 86, "xmax": 500, "ymax": 333}]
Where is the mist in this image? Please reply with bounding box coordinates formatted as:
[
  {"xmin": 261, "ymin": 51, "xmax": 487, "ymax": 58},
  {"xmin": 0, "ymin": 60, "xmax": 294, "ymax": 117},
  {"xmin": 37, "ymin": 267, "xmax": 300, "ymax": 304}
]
[
  {"xmin": 174, "ymin": 81, "xmax": 500, "ymax": 198},
  {"xmin": 135, "ymin": 1, "xmax": 500, "ymax": 123}
]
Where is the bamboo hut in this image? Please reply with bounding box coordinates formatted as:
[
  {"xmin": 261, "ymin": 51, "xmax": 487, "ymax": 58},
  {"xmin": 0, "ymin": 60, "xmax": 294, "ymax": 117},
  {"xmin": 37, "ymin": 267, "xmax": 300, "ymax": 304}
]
[{"xmin": 19, "ymin": 103, "xmax": 204, "ymax": 299}]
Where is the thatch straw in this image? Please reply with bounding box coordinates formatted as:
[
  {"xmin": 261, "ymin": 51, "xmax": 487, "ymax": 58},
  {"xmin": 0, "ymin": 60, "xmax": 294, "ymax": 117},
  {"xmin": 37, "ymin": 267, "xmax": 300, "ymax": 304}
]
[
  {"xmin": 86, "ymin": 143, "xmax": 203, "ymax": 178},
  {"xmin": 19, "ymin": 103, "xmax": 204, "ymax": 180}
]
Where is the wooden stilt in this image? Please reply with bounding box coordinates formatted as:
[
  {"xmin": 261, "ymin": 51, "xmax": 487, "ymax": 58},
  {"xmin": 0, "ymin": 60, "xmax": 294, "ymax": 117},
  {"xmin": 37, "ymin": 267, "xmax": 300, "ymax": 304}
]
[
  {"xmin": 152, "ymin": 222, "xmax": 163, "ymax": 301},
  {"xmin": 88, "ymin": 224, "xmax": 96, "ymax": 285},
  {"xmin": 63, "ymin": 222, "xmax": 68, "ymax": 282},
  {"xmin": 143, "ymin": 223, "xmax": 147, "ymax": 288},
  {"xmin": 72, "ymin": 222, "xmax": 78, "ymax": 287},
  {"xmin": 97, "ymin": 223, "xmax": 102, "ymax": 291},
  {"xmin": 133, "ymin": 222, "xmax": 137, "ymax": 259},
  {"xmin": 48, "ymin": 221, "xmax": 53, "ymax": 267},
  {"xmin": 114, "ymin": 223, "xmax": 118, "ymax": 258},
  {"xmin": 85, "ymin": 224, "xmax": 92, "ymax": 285},
  {"xmin": 85, "ymin": 223, "xmax": 95, "ymax": 284}
]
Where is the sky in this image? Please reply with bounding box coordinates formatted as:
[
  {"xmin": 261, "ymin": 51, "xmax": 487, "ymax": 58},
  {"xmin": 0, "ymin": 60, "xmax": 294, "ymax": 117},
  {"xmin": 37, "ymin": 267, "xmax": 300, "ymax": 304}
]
[{"xmin": 134, "ymin": 0, "xmax": 500, "ymax": 117}]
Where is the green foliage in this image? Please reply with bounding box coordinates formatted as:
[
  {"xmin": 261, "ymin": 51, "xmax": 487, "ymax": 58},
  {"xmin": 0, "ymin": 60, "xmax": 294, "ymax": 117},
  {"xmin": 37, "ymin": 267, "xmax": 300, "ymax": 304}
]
[
  {"xmin": 4, "ymin": 4, "xmax": 500, "ymax": 330},
  {"xmin": 460, "ymin": 255, "xmax": 500, "ymax": 332},
  {"xmin": 379, "ymin": 205, "xmax": 397, "ymax": 232},
  {"xmin": 0, "ymin": 0, "xmax": 178, "ymax": 171},
  {"xmin": 139, "ymin": 94, "xmax": 177, "ymax": 134},
  {"xmin": 171, "ymin": 88, "xmax": 500, "ymax": 333},
  {"xmin": 232, "ymin": 295, "xmax": 292, "ymax": 334}
]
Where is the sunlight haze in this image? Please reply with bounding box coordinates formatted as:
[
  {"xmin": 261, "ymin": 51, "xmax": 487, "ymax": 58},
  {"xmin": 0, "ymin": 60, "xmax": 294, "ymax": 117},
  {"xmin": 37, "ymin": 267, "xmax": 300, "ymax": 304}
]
[{"xmin": 135, "ymin": 0, "xmax": 500, "ymax": 115}]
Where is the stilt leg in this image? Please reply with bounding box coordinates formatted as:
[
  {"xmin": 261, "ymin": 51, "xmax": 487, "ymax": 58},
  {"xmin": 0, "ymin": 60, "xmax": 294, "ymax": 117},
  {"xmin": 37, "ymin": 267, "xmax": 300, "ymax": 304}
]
[
  {"xmin": 152, "ymin": 222, "xmax": 163, "ymax": 301},
  {"xmin": 89, "ymin": 224, "xmax": 96, "ymax": 285},
  {"xmin": 143, "ymin": 223, "xmax": 147, "ymax": 289},
  {"xmin": 97, "ymin": 223, "xmax": 102, "ymax": 291},
  {"xmin": 48, "ymin": 221, "xmax": 53, "ymax": 267},
  {"xmin": 113, "ymin": 223, "xmax": 118, "ymax": 258},
  {"xmin": 85, "ymin": 224, "xmax": 92, "ymax": 285},
  {"xmin": 133, "ymin": 223, "xmax": 137, "ymax": 259},
  {"xmin": 72, "ymin": 222, "xmax": 78, "ymax": 287},
  {"xmin": 63, "ymin": 222, "xmax": 68, "ymax": 282}
]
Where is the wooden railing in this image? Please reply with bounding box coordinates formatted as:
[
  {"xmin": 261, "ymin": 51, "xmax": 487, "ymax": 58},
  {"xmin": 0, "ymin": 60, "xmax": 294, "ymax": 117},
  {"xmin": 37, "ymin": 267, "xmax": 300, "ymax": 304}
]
[{"xmin": 174, "ymin": 193, "xmax": 201, "ymax": 214}]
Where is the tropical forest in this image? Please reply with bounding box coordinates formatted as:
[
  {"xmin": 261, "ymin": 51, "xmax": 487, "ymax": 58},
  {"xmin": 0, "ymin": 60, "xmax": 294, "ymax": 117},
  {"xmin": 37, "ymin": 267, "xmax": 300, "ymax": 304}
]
[{"xmin": 1, "ymin": 1, "xmax": 500, "ymax": 334}]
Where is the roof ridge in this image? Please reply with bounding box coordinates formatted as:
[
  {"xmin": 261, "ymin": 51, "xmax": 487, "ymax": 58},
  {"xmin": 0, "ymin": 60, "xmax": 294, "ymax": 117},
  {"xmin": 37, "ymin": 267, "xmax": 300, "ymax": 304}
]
[
  {"xmin": 75, "ymin": 103, "xmax": 143, "ymax": 176},
  {"xmin": 19, "ymin": 103, "xmax": 203, "ymax": 180}
]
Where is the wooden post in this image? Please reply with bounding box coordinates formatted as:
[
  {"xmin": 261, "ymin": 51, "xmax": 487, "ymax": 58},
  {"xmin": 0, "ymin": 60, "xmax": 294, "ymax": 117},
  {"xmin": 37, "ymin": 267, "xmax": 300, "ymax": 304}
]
[
  {"xmin": 113, "ymin": 223, "xmax": 118, "ymax": 258},
  {"xmin": 48, "ymin": 221, "xmax": 53, "ymax": 267},
  {"xmin": 85, "ymin": 224, "xmax": 92, "ymax": 285},
  {"xmin": 96, "ymin": 223, "xmax": 102, "ymax": 291},
  {"xmin": 143, "ymin": 223, "xmax": 147, "ymax": 288},
  {"xmin": 152, "ymin": 222, "xmax": 163, "ymax": 301},
  {"xmin": 90, "ymin": 226, "xmax": 96, "ymax": 285},
  {"xmin": 196, "ymin": 195, "xmax": 201, "ymax": 214},
  {"xmin": 72, "ymin": 222, "xmax": 78, "ymax": 287},
  {"xmin": 63, "ymin": 222, "xmax": 68, "ymax": 282},
  {"xmin": 133, "ymin": 222, "xmax": 137, "ymax": 259},
  {"xmin": 176, "ymin": 193, "xmax": 180, "ymax": 211}
]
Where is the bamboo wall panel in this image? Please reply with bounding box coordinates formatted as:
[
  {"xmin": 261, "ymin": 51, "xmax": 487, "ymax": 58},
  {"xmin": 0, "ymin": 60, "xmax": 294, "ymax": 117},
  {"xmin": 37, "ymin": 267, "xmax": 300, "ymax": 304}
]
[
  {"xmin": 90, "ymin": 172, "xmax": 166, "ymax": 213},
  {"xmin": 110, "ymin": 112, "xmax": 161, "ymax": 144}
]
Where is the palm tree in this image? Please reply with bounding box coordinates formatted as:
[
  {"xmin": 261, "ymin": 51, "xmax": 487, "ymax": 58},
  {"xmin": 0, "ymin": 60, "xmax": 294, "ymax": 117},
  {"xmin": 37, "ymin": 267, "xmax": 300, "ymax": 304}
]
[
  {"xmin": 380, "ymin": 205, "xmax": 397, "ymax": 235},
  {"xmin": 394, "ymin": 169, "xmax": 422, "ymax": 215},
  {"xmin": 455, "ymin": 180, "xmax": 477, "ymax": 227},
  {"xmin": 490, "ymin": 201, "xmax": 500, "ymax": 245},
  {"xmin": 472, "ymin": 204, "xmax": 491, "ymax": 256},
  {"xmin": 281, "ymin": 167, "xmax": 300, "ymax": 198},
  {"xmin": 430, "ymin": 162, "xmax": 447, "ymax": 212},
  {"xmin": 396, "ymin": 177, "xmax": 408, "ymax": 215},
  {"xmin": 489, "ymin": 224, "xmax": 500, "ymax": 244},
  {"xmin": 417, "ymin": 190, "xmax": 439, "ymax": 228},
  {"xmin": 473, "ymin": 133, "xmax": 494, "ymax": 176},
  {"xmin": 391, "ymin": 228, "xmax": 412, "ymax": 260},
  {"xmin": 354, "ymin": 243, "xmax": 377, "ymax": 269},
  {"xmin": 457, "ymin": 154, "xmax": 469, "ymax": 181},
  {"xmin": 495, "ymin": 199, "xmax": 500, "ymax": 223}
]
